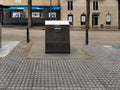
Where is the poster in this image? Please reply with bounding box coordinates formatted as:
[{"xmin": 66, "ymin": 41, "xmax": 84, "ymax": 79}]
[
  {"xmin": 81, "ymin": 15, "xmax": 86, "ymax": 22},
  {"xmin": 106, "ymin": 14, "xmax": 111, "ymax": 22},
  {"xmin": 12, "ymin": 12, "xmax": 21, "ymax": 18},
  {"xmin": 15, "ymin": 0, "xmax": 21, "ymax": 3},
  {"xmin": 32, "ymin": 12, "xmax": 40, "ymax": 18},
  {"xmin": 49, "ymin": 12, "xmax": 56, "ymax": 18},
  {"xmin": 68, "ymin": 16, "xmax": 73, "ymax": 22}
]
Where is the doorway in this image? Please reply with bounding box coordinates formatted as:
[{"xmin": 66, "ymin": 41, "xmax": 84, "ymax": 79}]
[
  {"xmin": 0, "ymin": 11, "xmax": 2, "ymax": 23},
  {"xmin": 92, "ymin": 15, "xmax": 98, "ymax": 27},
  {"xmin": 68, "ymin": 14, "xmax": 73, "ymax": 25}
]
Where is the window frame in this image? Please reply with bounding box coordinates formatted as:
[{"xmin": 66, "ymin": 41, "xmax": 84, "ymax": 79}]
[
  {"xmin": 93, "ymin": 0, "xmax": 99, "ymax": 10},
  {"xmin": 67, "ymin": 1, "xmax": 73, "ymax": 11}
]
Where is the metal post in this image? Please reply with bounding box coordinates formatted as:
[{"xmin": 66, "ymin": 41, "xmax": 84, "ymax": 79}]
[
  {"xmin": 86, "ymin": 0, "xmax": 90, "ymax": 45},
  {"xmin": 27, "ymin": 27, "xmax": 30, "ymax": 43},
  {"xmin": 118, "ymin": 0, "xmax": 120, "ymax": 29},
  {"xmin": 86, "ymin": 28, "xmax": 88, "ymax": 45},
  {"xmin": 0, "ymin": 23, "xmax": 2, "ymax": 48}
]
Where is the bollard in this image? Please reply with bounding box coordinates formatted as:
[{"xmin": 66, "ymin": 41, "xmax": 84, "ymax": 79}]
[
  {"xmin": 0, "ymin": 23, "xmax": 1, "ymax": 48},
  {"xmin": 85, "ymin": 28, "xmax": 89, "ymax": 45},
  {"xmin": 26, "ymin": 27, "xmax": 30, "ymax": 43}
]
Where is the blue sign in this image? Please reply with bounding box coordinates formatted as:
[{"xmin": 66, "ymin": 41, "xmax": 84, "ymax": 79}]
[{"xmin": 4, "ymin": 6, "xmax": 61, "ymax": 10}]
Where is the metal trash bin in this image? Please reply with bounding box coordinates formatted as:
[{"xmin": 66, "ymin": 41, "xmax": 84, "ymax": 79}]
[{"xmin": 45, "ymin": 21, "xmax": 70, "ymax": 53}]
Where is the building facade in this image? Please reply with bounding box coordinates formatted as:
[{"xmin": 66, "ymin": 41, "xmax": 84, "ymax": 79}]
[
  {"xmin": 0, "ymin": 0, "xmax": 119, "ymax": 27},
  {"xmin": 0, "ymin": 0, "xmax": 60, "ymax": 25},
  {"xmin": 60, "ymin": 0, "xmax": 118, "ymax": 28}
]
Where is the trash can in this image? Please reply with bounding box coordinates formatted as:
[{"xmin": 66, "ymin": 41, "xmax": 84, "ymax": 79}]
[{"xmin": 45, "ymin": 20, "xmax": 70, "ymax": 53}]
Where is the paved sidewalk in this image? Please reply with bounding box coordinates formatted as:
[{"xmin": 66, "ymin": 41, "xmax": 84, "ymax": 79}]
[{"xmin": 0, "ymin": 27, "xmax": 120, "ymax": 90}]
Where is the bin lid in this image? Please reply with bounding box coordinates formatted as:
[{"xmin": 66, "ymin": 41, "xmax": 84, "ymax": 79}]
[{"xmin": 45, "ymin": 20, "xmax": 69, "ymax": 25}]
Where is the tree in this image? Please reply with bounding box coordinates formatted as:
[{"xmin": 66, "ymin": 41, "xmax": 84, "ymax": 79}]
[
  {"xmin": 118, "ymin": 0, "xmax": 120, "ymax": 29},
  {"xmin": 28, "ymin": 0, "xmax": 32, "ymax": 28},
  {"xmin": 86, "ymin": 0, "xmax": 90, "ymax": 45}
]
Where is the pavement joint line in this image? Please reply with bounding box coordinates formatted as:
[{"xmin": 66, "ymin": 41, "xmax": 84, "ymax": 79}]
[
  {"xmin": 26, "ymin": 57, "xmax": 96, "ymax": 60},
  {"xmin": 80, "ymin": 48, "xmax": 92, "ymax": 56},
  {"xmin": 23, "ymin": 42, "xmax": 33, "ymax": 60}
]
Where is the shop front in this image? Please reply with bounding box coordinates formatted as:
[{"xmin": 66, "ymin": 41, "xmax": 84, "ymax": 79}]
[
  {"xmin": 0, "ymin": 5, "xmax": 9, "ymax": 24},
  {"xmin": 3, "ymin": 6, "xmax": 61, "ymax": 25}
]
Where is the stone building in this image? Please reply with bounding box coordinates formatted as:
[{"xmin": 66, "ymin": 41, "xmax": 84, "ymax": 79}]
[
  {"xmin": 60, "ymin": 0, "xmax": 118, "ymax": 28},
  {"xmin": 0, "ymin": 0, "xmax": 60, "ymax": 25}
]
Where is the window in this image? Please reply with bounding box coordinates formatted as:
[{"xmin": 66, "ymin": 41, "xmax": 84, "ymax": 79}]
[
  {"xmin": 12, "ymin": 12, "xmax": 23, "ymax": 18},
  {"xmin": 93, "ymin": 1, "xmax": 99, "ymax": 10},
  {"xmin": 32, "ymin": 12, "xmax": 41, "ymax": 18},
  {"xmin": 68, "ymin": 1, "xmax": 73, "ymax": 10}
]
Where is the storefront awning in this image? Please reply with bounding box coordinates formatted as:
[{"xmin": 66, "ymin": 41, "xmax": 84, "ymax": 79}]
[
  {"xmin": 0, "ymin": 4, "xmax": 9, "ymax": 10},
  {"xmin": 4, "ymin": 6, "xmax": 61, "ymax": 10}
]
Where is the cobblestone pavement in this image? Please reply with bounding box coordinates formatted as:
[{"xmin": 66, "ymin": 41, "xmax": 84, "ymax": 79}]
[{"xmin": 0, "ymin": 27, "xmax": 120, "ymax": 90}]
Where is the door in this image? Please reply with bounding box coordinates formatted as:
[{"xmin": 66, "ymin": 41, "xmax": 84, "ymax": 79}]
[
  {"xmin": 0, "ymin": 11, "xmax": 2, "ymax": 23},
  {"xmin": 92, "ymin": 15, "xmax": 98, "ymax": 27}
]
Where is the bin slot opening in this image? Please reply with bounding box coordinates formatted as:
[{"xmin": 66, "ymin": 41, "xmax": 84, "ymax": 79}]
[{"xmin": 54, "ymin": 28, "xmax": 61, "ymax": 30}]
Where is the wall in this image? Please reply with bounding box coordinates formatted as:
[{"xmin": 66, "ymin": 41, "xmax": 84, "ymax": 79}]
[{"xmin": 2, "ymin": 0, "xmax": 59, "ymax": 6}]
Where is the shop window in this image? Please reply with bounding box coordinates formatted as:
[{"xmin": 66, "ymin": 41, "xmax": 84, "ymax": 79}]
[
  {"xmin": 81, "ymin": 14, "xmax": 86, "ymax": 25},
  {"xmin": 68, "ymin": 1, "xmax": 73, "ymax": 10},
  {"xmin": 12, "ymin": 12, "xmax": 23, "ymax": 18},
  {"xmin": 93, "ymin": 1, "xmax": 99, "ymax": 10},
  {"xmin": 32, "ymin": 12, "xmax": 41, "ymax": 18},
  {"xmin": 48, "ymin": 12, "xmax": 56, "ymax": 18}
]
